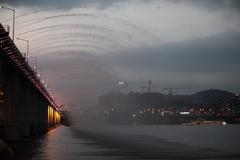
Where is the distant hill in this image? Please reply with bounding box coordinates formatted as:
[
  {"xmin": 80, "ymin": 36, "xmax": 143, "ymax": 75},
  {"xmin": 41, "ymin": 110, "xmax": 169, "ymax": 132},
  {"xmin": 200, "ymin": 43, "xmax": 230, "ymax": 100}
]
[
  {"xmin": 99, "ymin": 89, "xmax": 239, "ymax": 106},
  {"xmin": 187, "ymin": 89, "xmax": 237, "ymax": 104}
]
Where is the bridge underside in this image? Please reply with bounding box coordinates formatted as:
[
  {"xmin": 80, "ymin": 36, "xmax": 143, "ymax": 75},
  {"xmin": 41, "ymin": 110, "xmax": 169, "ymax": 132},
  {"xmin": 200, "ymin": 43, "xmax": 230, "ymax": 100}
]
[{"xmin": 0, "ymin": 23, "xmax": 60, "ymax": 140}]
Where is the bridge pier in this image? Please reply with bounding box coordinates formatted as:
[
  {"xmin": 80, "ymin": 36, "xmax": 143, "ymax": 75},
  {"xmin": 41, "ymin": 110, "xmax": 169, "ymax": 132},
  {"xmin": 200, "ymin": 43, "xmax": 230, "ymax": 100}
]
[
  {"xmin": 5, "ymin": 68, "xmax": 21, "ymax": 140},
  {"xmin": 19, "ymin": 80, "xmax": 31, "ymax": 138},
  {"xmin": 0, "ymin": 51, "xmax": 4, "ymax": 135}
]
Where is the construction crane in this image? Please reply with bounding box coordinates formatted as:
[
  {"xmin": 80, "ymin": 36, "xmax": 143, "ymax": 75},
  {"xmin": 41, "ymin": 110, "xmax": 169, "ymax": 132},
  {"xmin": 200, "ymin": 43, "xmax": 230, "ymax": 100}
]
[
  {"xmin": 118, "ymin": 80, "xmax": 147, "ymax": 93},
  {"xmin": 118, "ymin": 73, "xmax": 153, "ymax": 93},
  {"xmin": 162, "ymin": 87, "xmax": 192, "ymax": 96}
]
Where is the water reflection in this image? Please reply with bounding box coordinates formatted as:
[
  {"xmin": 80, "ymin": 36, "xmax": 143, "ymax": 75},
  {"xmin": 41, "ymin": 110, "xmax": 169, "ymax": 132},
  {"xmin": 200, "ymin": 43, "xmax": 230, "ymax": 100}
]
[{"xmin": 27, "ymin": 125, "xmax": 240, "ymax": 160}]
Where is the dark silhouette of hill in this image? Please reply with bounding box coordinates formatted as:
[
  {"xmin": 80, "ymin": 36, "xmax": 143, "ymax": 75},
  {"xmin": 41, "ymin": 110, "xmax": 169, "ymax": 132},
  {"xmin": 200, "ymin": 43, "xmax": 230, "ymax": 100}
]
[
  {"xmin": 187, "ymin": 89, "xmax": 237, "ymax": 104},
  {"xmin": 99, "ymin": 89, "xmax": 239, "ymax": 107}
]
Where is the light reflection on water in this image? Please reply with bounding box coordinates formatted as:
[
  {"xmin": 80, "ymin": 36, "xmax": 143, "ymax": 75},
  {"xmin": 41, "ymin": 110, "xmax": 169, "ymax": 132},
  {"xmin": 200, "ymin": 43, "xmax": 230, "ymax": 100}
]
[
  {"xmin": 29, "ymin": 125, "xmax": 240, "ymax": 160},
  {"xmin": 32, "ymin": 128, "xmax": 119, "ymax": 160}
]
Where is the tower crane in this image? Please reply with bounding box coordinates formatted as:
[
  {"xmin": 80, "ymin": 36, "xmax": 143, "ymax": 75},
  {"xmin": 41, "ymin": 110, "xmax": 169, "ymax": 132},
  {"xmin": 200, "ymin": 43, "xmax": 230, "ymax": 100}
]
[
  {"xmin": 162, "ymin": 87, "xmax": 192, "ymax": 96},
  {"xmin": 118, "ymin": 80, "xmax": 147, "ymax": 93}
]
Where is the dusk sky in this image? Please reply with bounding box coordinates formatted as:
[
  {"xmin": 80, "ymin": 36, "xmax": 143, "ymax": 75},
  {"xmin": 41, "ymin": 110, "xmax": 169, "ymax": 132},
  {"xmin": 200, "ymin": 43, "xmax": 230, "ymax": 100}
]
[{"xmin": 1, "ymin": 0, "xmax": 240, "ymax": 106}]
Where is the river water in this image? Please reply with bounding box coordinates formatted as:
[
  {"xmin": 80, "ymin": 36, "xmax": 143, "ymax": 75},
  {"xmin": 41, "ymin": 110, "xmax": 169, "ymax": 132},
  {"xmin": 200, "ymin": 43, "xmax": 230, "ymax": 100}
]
[{"xmin": 26, "ymin": 125, "xmax": 240, "ymax": 160}]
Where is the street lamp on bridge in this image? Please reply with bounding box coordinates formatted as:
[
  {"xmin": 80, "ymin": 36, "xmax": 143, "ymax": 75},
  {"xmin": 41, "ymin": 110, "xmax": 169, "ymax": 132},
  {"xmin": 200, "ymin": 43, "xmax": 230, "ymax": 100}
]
[
  {"xmin": 16, "ymin": 37, "xmax": 29, "ymax": 62},
  {"xmin": 0, "ymin": 5, "xmax": 15, "ymax": 42},
  {"xmin": 28, "ymin": 56, "xmax": 38, "ymax": 72}
]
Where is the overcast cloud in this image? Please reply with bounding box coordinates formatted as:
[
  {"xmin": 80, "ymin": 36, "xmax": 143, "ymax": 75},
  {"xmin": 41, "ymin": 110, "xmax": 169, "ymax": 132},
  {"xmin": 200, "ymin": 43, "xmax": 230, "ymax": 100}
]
[{"xmin": 0, "ymin": 0, "xmax": 240, "ymax": 106}]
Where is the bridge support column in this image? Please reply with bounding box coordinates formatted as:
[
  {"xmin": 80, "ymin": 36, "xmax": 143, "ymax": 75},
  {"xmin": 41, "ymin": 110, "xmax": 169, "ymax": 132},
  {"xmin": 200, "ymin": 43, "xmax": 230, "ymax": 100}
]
[
  {"xmin": 0, "ymin": 52, "xmax": 5, "ymax": 137},
  {"xmin": 19, "ymin": 80, "xmax": 31, "ymax": 137},
  {"xmin": 4, "ymin": 70, "xmax": 21, "ymax": 140},
  {"xmin": 30, "ymin": 88, "xmax": 37, "ymax": 136},
  {"xmin": 40, "ymin": 99, "xmax": 48, "ymax": 133}
]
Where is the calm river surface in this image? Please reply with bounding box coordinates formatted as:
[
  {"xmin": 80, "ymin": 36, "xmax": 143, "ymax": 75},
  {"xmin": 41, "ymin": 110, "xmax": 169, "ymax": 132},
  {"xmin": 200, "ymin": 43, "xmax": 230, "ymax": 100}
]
[{"xmin": 26, "ymin": 125, "xmax": 240, "ymax": 160}]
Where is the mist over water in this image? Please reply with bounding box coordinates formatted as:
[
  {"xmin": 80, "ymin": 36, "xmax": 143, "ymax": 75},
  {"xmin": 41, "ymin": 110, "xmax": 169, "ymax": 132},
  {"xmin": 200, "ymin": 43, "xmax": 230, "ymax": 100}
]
[{"xmin": 70, "ymin": 118, "xmax": 240, "ymax": 153}]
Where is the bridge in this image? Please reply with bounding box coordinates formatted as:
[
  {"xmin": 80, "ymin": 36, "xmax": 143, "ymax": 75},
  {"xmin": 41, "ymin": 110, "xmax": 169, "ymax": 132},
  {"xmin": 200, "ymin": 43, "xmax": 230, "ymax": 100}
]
[{"xmin": 0, "ymin": 23, "xmax": 60, "ymax": 140}]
